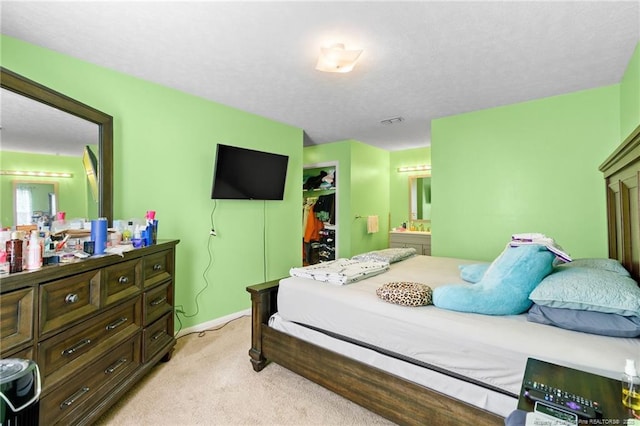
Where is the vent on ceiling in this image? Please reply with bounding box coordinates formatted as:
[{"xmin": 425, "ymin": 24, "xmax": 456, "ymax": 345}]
[{"xmin": 380, "ymin": 116, "xmax": 404, "ymax": 125}]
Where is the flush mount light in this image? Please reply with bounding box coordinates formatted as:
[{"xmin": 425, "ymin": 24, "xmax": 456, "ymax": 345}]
[
  {"xmin": 315, "ymin": 43, "xmax": 363, "ymax": 73},
  {"xmin": 381, "ymin": 116, "xmax": 404, "ymax": 125}
]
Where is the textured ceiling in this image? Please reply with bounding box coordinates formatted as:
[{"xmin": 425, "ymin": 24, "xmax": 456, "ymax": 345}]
[{"xmin": 1, "ymin": 0, "xmax": 639, "ymax": 155}]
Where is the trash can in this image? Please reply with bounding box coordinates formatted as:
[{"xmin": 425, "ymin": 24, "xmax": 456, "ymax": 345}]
[{"xmin": 0, "ymin": 358, "xmax": 41, "ymax": 426}]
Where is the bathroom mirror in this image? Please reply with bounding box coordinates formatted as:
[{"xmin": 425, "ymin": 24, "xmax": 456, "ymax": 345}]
[
  {"xmin": 0, "ymin": 67, "xmax": 113, "ymax": 225},
  {"xmin": 409, "ymin": 174, "xmax": 431, "ymax": 222}
]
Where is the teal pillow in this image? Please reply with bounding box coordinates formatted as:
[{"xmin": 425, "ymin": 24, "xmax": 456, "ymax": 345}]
[
  {"xmin": 434, "ymin": 245, "xmax": 555, "ymax": 315},
  {"xmin": 554, "ymin": 258, "xmax": 630, "ymax": 276},
  {"xmin": 458, "ymin": 263, "xmax": 490, "ymax": 283},
  {"xmin": 529, "ymin": 267, "xmax": 640, "ymax": 316}
]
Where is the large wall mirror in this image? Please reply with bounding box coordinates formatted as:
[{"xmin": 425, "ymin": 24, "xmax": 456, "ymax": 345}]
[
  {"xmin": 409, "ymin": 174, "xmax": 431, "ymax": 222},
  {"xmin": 0, "ymin": 67, "xmax": 113, "ymax": 227}
]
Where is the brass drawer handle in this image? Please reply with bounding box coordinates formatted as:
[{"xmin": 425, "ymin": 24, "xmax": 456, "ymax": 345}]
[
  {"xmin": 61, "ymin": 338, "xmax": 92, "ymax": 356},
  {"xmin": 60, "ymin": 386, "xmax": 89, "ymax": 409},
  {"xmin": 104, "ymin": 358, "xmax": 128, "ymax": 374},
  {"xmin": 150, "ymin": 296, "xmax": 167, "ymax": 307},
  {"xmin": 151, "ymin": 330, "xmax": 165, "ymax": 341},
  {"xmin": 65, "ymin": 293, "xmax": 79, "ymax": 304},
  {"xmin": 118, "ymin": 276, "xmax": 129, "ymax": 284},
  {"xmin": 105, "ymin": 317, "xmax": 128, "ymax": 331},
  {"xmin": 153, "ymin": 263, "xmax": 162, "ymax": 271}
]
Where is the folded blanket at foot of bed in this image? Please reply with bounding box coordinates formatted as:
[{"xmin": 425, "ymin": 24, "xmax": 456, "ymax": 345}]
[{"xmin": 290, "ymin": 258, "xmax": 390, "ymax": 285}]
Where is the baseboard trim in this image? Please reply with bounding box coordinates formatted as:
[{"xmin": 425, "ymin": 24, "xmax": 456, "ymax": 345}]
[{"xmin": 175, "ymin": 308, "xmax": 251, "ymax": 338}]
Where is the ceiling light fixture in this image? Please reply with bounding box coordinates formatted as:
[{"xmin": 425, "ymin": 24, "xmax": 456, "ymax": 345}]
[
  {"xmin": 315, "ymin": 43, "xmax": 363, "ymax": 73},
  {"xmin": 397, "ymin": 165, "xmax": 431, "ymax": 173},
  {"xmin": 381, "ymin": 117, "xmax": 404, "ymax": 125}
]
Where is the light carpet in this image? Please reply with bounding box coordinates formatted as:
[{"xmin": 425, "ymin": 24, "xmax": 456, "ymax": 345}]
[{"xmin": 96, "ymin": 315, "xmax": 394, "ymax": 425}]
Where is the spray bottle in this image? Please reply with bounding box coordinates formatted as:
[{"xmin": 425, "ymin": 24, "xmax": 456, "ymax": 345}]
[{"xmin": 622, "ymin": 359, "xmax": 640, "ymax": 410}]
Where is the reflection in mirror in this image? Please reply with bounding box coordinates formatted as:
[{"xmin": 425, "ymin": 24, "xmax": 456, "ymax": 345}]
[
  {"xmin": 14, "ymin": 181, "xmax": 58, "ymax": 226},
  {"xmin": 409, "ymin": 174, "xmax": 431, "ymax": 222},
  {"xmin": 0, "ymin": 67, "xmax": 113, "ymax": 226}
]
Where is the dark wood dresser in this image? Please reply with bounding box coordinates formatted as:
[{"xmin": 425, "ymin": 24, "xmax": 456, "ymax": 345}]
[{"xmin": 0, "ymin": 239, "xmax": 179, "ymax": 425}]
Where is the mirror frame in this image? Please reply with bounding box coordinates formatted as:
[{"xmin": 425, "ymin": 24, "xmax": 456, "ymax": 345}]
[{"xmin": 1, "ymin": 67, "xmax": 113, "ymax": 224}]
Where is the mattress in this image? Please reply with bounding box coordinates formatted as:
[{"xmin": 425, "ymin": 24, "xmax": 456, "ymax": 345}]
[{"xmin": 273, "ymin": 255, "xmax": 640, "ymax": 415}]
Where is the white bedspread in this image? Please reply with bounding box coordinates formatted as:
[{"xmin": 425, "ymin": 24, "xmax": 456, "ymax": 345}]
[{"xmin": 276, "ymin": 255, "xmax": 640, "ymax": 401}]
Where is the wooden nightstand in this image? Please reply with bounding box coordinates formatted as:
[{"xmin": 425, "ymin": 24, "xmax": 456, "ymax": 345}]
[{"xmin": 517, "ymin": 358, "xmax": 634, "ymax": 424}]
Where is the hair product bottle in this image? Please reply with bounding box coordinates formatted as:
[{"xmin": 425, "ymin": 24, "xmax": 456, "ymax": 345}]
[
  {"xmin": 622, "ymin": 359, "xmax": 640, "ymax": 410},
  {"xmin": 6, "ymin": 231, "xmax": 23, "ymax": 273}
]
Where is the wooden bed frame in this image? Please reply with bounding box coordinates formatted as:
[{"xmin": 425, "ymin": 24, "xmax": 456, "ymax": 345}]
[{"xmin": 247, "ymin": 124, "xmax": 640, "ymax": 426}]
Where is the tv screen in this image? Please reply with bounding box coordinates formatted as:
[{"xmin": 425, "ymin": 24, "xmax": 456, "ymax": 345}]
[{"xmin": 211, "ymin": 144, "xmax": 289, "ymax": 200}]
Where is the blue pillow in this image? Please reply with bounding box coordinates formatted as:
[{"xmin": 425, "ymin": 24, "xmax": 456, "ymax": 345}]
[
  {"xmin": 527, "ymin": 304, "xmax": 640, "ymax": 337},
  {"xmin": 529, "ymin": 267, "xmax": 640, "ymax": 316},
  {"xmin": 459, "ymin": 263, "xmax": 490, "ymax": 283},
  {"xmin": 433, "ymin": 245, "xmax": 555, "ymax": 315},
  {"xmin": 553, "ymin": 258, "xmax": 630, "ymax": 276}
]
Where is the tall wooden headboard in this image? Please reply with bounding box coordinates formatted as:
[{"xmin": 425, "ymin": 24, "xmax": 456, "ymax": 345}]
[{"xmin": 599, "ymin": 124, "xmax": 640, "ymax": 281}]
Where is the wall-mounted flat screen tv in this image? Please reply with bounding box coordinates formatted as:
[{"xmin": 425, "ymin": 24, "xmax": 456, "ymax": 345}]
[{"xmin": 211, "ymin": 144, "xmax": 289, "ymax": 200}]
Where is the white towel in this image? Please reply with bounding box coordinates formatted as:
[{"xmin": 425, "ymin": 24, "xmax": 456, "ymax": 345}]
[{"xmin": 367, "ymin": 215, "xmax": 379, "ymax": 233}]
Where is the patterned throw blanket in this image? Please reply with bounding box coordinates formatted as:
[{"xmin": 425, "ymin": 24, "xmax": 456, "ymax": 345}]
[
  {"xmin": 351, "ymin": 247, "xmax": 417, "ymax": 264},
  {"xmin": 290, "ymin": 258, "xmax": 390, "ymax": 285}
]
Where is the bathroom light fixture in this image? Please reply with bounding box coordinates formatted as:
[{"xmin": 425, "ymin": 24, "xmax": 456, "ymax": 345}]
[
  {"xmin": 315, "ymin": 43, "xmax": 363, "ymax": 73},
  {"xmin": 397, "ymin": 165, "xmax": 431, "ymax": 173},
  {"xmin": 0, "ymin": 170, "xmax": 73, "ymax": 178}
]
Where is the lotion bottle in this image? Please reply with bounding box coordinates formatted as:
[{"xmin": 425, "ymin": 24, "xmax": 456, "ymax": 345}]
[
  {"xmin": 622, "ymin": 359, "xmax": 640, "ymax": 410},
  {"xmin": 26, "ymin": 230, "xmax": 43, "ymax": 270}
]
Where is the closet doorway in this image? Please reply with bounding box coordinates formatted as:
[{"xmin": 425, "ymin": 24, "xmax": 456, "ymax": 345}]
[{"xmin": 303, "ymin": 162, "xmax": 338, "ymax": 265}]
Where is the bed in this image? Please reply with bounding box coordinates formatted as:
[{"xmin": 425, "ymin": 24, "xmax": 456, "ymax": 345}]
[{"xmin": 247, "ymin": 124, "xmax": 640, "ymax": 426}]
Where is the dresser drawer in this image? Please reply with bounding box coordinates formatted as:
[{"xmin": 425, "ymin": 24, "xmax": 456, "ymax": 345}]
[
  {"xmin": 40, "ymin": 334, "xmax": 141, "ymax": 426},
  {"xmin": 143, "ymin": 250, "xmax": 172, "ymax": 288},
  {"xmin": 40, "ymin": 270, "xmax": 101, "ymax": 337},
  {"xmin": 103, "ymin": 258, "xmax": 143, "ymax": 306},
  {"xmin": 143, "ymin": 312, "xmax": 174, "ymax": 362},
  {"xmin": 38, "ymin": 296, "xmax": 142, "ymax": 391},
  {"xmin": 0, "ymin": 287, "xmax": 34, "ymax": 354},
  {"xmin": 144, "ymin": 281, "xmax": 173, "ymax": 326}
]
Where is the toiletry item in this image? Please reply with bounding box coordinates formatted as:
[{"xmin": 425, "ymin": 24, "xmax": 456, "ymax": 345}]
[
  {"xmin": 622, "ymin": 359, "xmax": 640, "ymax": 410},
  {"xmin": 144, "ymin": 211, "xmax": 157, "ymax": 245},
  {"xmin": 0, "ymin": 250, "xmax": 9, "ymax": 274},
  {"xmin": 25, "ymin": 231, "xmax": 43, "ymax": 270},
  {"xmin": 141, "ymin": 228, "xmax": 150, "ymax": 247},
  {"xmin": 132, "ymin": 227, "xmax": 143, "ymax": 248},
  {"xmin": 6, "ymin": 231, "xmax": 23, "ymax": 273},
  {"xmin": 91, "ymin": 217, "xmax": 108, "ymax": 255},
  {"xmin": 122, "ymin": 221, "xmax": 134, "ymax": 242},
  {"xmin": 56, "ymin": 234, "xmax": 69, "ymax": 251},
  {"xmin": 56, "ymin": 211, "xmax": 66, "ymax": 221}
]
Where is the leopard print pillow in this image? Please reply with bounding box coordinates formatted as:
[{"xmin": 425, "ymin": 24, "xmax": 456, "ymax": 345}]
[{"xmin": 376, "ymin": 282, "xmax": 433, "ymax": 307}]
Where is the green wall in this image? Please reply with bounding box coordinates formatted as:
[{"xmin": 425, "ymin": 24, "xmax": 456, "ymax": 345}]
[
  {"xmin": 303, "ymin": 139, "xmax": 390, "ymax": 257},
  {"xmin": 350, "ymin": 141, "xmax": 390, "ymax": 255},
  {"xmin": 389, "ymin": 147, "xmax": 431, "ymax": 229},
  {"xmin": 431, "ymin": 85, "xmax": 621, "ymax": 261},
  {"xmin": 1, "ymin": 35, "xmax": 303, "ymax": 330},
  {"xmin": 621, "ymin": 42, "xmax": 640, "ymax": 140},
  {"xmin": 0, "ymin": 151, "xmax": 90, "ymax": 226}
]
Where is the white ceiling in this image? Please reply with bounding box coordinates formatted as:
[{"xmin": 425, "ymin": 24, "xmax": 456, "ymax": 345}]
[{"xmin": 1, "ymin": 0, "xmax": 639, "ymax": 153}]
